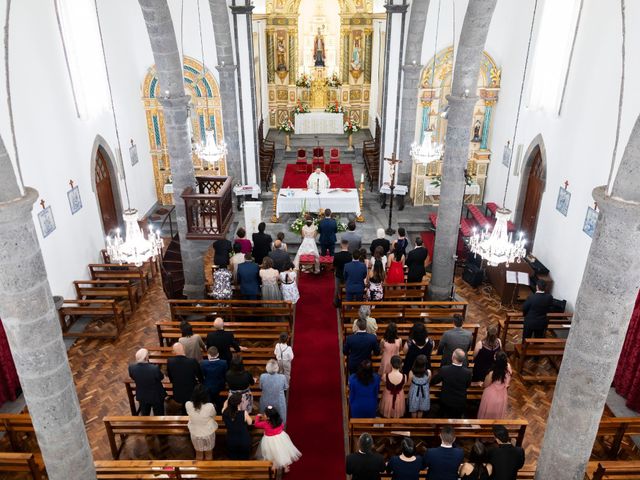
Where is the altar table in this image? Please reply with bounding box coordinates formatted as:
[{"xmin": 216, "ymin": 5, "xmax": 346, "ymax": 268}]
[
  {"xmin": 276, "ymin": 188, "xmax": 360, "ymax": 217},
  {"xmin": 294, "ymin": 112, "xmax": 344, "ymax": 134}
]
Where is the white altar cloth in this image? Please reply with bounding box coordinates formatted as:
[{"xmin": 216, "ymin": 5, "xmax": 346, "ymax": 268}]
[
  {"xmin": 294, "ymin": 112, "xmax": 343, "ymax": 134},
  {"xmin": 276, "ymin": 188, "xmax": 360, "ymax": 216},
  {"xmin": 424, "ymin": 182, "xmax": 481, "ymax": 196}
]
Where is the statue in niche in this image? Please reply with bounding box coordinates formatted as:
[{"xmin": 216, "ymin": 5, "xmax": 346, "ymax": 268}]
[
  {"xmin": 351, "ymin": 38, "xmax": 362, "ymax": 71},
  {"xmin": 313, "ymin": 28, "xmax": 326, "ymax": 67},
  {"xmin": 276, "ymin": 37, "xmax": 287, "ymax": 71},
  {"xmin": 472, "ymin": 119, "xmax": 482, "ymax": 142}
]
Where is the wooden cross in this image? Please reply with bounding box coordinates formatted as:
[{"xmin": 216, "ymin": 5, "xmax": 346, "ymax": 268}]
[
  {"xmin": 564, "ymin": 180, "xmax": 569, "ymax": 190},
  {"xmin": 40, "ymin": 199, "xmax": 46, "ymax": 210},
  {"xmin": 69, "ymin": 180, "xmax": 74, "ymax": 189},
  {"xmin": 384, "ymin": 153, "xmax": 403, "ymax": 186}
]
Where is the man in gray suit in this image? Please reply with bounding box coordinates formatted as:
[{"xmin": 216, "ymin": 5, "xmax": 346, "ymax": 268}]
[
  {"xmin": 438, "ymin": 314, "xmax": 473, "ymax": 367},
  {"xmin": 268, "ymin": 239, "xmax": 290, "ymax": 272},
  {"xmin": 341, "ymin": 221, "xmax": 362, "ymax": 254}
]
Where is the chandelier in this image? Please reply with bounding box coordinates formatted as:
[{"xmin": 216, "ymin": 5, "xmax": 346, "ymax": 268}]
[
  {"xmin": 106, "ymin": 209, "xmax": 163, "ymax": 267},
  {"xmin": 410, "ymin": 130, "xmax": 443, "ymax": 164},
  {"xmin": 469, "ymin": 208, "xmax": 526, "ymax": 267},
  {"xmin": 195, "ymin": 129, "xmax": 227, "ymax": 164}
]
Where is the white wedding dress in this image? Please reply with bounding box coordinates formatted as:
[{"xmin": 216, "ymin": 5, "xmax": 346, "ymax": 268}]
[{"xmin": 293, "ymin": 224, "xmax": 320, "ymax": 272}]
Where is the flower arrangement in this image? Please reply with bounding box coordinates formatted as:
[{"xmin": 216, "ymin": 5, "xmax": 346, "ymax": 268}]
[
  {"xmin": 295, "ymin": 73, "xmax": 311, "ymax": 88},
  {"xmin": 278, "ymin": 119, "xmax": 295, "ymax": 133},
  {"xmin": 344, "ymin": 119, "xmax": 360, "ymax": 134},
  {"xmin": 430, "ymin": 174, "xmax": 473, "ymax": 188},
  {"xmin": 325, "ymin": 101, "xmax": 344, "ymax": 113},
  {"xmin": 325, "ymin": 72, "xmax": 342, "ymax": 87},
  {"xmin": 293, "ymin": 101, "xmax": 310, "ymax": 114},
  {"xmin": 289, "ymin": 202, "xmax": 347, "ymax": 234}
]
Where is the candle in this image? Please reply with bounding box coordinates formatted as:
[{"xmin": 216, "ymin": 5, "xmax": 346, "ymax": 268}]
[
  {"xmin": 360, "ymin": 173, "xmax": 364, "ymax": 183},
  {"xmin": 272, "ymin": 174, "xmax": 276, "ymax": 184}
]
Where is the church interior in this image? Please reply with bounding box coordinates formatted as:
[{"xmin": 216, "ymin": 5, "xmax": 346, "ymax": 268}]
[{"xmin": 0, "ymin": 0, "xmax": 640, "ymax": 479}]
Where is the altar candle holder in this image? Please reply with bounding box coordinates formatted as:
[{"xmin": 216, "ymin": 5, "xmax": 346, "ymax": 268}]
[
  {"xmin": 356, "ymin": 178, "xmax": 365, "ymax": 223},
  {"xmin": 270, "ymin": 178, "xmax": 279, "ymax": 223}
]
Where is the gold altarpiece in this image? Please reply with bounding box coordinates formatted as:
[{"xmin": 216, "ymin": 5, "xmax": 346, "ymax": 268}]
[
  {"xmin": 410, "ymin": 47, "xmax": 501, "ymax": 206},
  {"xmin": 261, "ymin": 0, "xmax": 380, "ymax": 128},
  {"xmin": 142, "ymin": 56, "xmax": 227, "ymax": 205}
]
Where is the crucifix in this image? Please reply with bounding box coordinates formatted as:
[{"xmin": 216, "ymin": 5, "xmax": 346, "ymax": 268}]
[{"xmin": 384, "ymin": 153, "xmax": 402, "ymax": 235}]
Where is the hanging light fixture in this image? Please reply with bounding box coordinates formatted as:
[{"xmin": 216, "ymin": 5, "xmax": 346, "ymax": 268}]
[
  {"xmin": 469, "ymin": 0, "xmax": 539, "ymax": 267},
  {"xmin": 410, "ymin": 130, "xmax": 444, "ymax": 164}
]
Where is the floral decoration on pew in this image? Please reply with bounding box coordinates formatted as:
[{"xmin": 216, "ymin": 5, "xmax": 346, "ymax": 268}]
[
  {"xmin": 344, "ymin": 119, "xmax": 360, "ymax": 134},
  {"xmin": 293, "ymin": 101, "xmax": 310, "ymax": 114},
  {"xmin": 325, "ymin": 72, "xmax": 342, "ymax": 87},
  {"xmin": 278, "ymin": 119, "xmax": 295, "ymax": 133},
  {"xmin": 325, "ymin": 101, "xmax": 344, "ymax": 113},
  {"xmin": 295, "ymin": 73, "xmax": 311, "ymax": 88},
  {"xmin": 290, "ymin": 202, "xmax": 347, "ymax": 235}
]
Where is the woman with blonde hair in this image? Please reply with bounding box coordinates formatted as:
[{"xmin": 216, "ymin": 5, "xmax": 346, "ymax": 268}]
[{"xmin": 259, "ymin": 359, "xmax": 289, "ymax": 422}]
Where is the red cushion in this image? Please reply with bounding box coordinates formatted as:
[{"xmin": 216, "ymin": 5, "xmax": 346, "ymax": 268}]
[
  {"xmin": 299, "ymin": 255, "xmax": 316, "ymax": 262},
  {"xmin": 460, "ymin": 218, "xmax": 475, "ymax": 237},
  {"xmin": 486, "ymin": 202, "xmax": 498, "ymax": 215},
  {"xmin": 319, "ymin": 255, "xmax": 333, "ymax": 264}
]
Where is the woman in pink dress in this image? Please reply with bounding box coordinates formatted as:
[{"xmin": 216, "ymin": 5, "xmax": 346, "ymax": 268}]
[
  {"xmin": 378, "ymin": 322, "xmax": 402, "ymax": 376},
  {"xmin": 379, "ymin": 356, "xmax": 407, "ymax": 418},
  {"xmin": 477, "ymin": 351, "xmax": 511, "ymax": 419}
]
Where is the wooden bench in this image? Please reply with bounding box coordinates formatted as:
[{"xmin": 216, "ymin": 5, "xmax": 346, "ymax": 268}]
[
  {"xmin": 382, "ymin": 282, "xmax": 429, "ymax": 301},
  {"xmin": 596, "ymin": 417, "xmax": 640, "ymax": 459},
  {"xmin": 103, "ymin": 416, "xmax": 265, "ymax": 459},
  {"xmin": 169, "ymin": 299, "xmax": 294, "ymax": 327},
  {"xmin": 348, "ymin": 418, "xmax": 527, "ymax": 452},
  {"xmin": 341, "ymin": 301, "xmax": 468, "ymax": 325},
  {"xmin": 89, "ymin": 263, "xmax": 149, "ymax": 294},
  {"xmin": 0, "ymin": 452, "xmax": 44, "ymax": 480},
  {"xmin": 94, "ymin": 459, "xmax": 274, "ymax": 479},
  {"xmin": 0, "ymin": 414, "xmax": 38, "ymax": 452},
  {"xmin": 341, "ymin": 323, "xmax": 480, "ymax": 349},
  {"xmin": 499, "ymin": 312, "xmax": 573, "ymax": 349},
  {"xmin": 74, "ymin": 280, "xmax": 138, "ymax": 313},
  {"xmin": 156, "ymin": 321, "xmax": 290, "ymax": 347},
  {"xmin": 512, "ymin": 338, "xmax": 566, "ymax": 382},
  {"xmin": 381, "ymin": 464, "xmax": 537, "ymax": 480},
  {"xmin": 58, "ymin": 299, "xmax": 125, "ymax": 340},
  {"xmin": 588, "ymin": 461, "xmax": 640, "ymax": 479}
]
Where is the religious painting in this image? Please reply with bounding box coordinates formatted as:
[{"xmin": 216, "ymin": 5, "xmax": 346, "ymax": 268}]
[
  {"xmin": 129, "ymin": 141, "xmax": 138, "ymax": 167},
  {"xmin": 276, "ymin": 32, "xmax": 288, "ymax": 72},
  {"xmin": 583, "ymin": 207, "xmax": 598, "ymax": 238},
  {"xmin": 502, "ymin": 141, "xmax": 512, "ymax": 168},
  {"xmin": 38, "ymin": 206, "xmax": 56, "ymax": 238},
  {"xmin": 555, "ymin": 187, "xmax": 571, "ymax": 217},
  {"xmin": 67, "ymin": 186, "xmax": 82, "ymax": 215}
]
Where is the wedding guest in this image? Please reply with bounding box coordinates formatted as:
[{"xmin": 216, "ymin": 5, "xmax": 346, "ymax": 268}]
[
  {"xmin": 344, "ymin": 250, "xmax": 368, "ymax": 301},
  {"xmin": 259, "ymin": 359, "xmax": 288, "ymax": 422},
  {"xmin": 478, "ymin": 352, "xmax": 511, "ymax": 419},
  {"xmin": 260, "ymin": 257, "xmax": 282, "ymax": 301},
  {"xmin": 186, "ymin": 384, "xmax": 218, "ymax": 460},
  {"xmin": 438, "ymin": 315, "xmax": 473, "ymax": 367},
  {"xmin": 402, "ymin": 323, "xmax": 433, "ymax": 374},
  {"xmin": 226, "ymin": 354, "xmax": 255, "ymax": 413},
  {"xmin": 222, "ymin": 393, "xmax": 253, "ymax": 460},
  {"xmin": 367, "ymin": 258, "xmax": 385, "ymax": 301},
  {"xmin": 342, "ymin": 221, "xmax": 362, "ymax": 253},
  {"xmin": 386, "ymin": 437, "xmax": 423, "ymax": 480},
  {"xmin": 459, "ymin": 441, "xmax": 492, "ymax": 479},
  {"xmin": 236, "ymin": 254, "xmax": 260, "ymax": 300},
  {"xmin": 423, "ymin": 426, "xmax": 464, "ymax": 480},
  {"xmin": 229, "ymin": 243, "xmax": 245, "ymax": 283},
  {"xmin": 252, "ymin": 222, "xmax": 272, "ymax": 265},
  {"xmin": 487, "ymin": 425, "xmax": 525, "ymax": 480},
  {"xmin": 349, "ymin": 360, "xmax": 381, "ymax": 418},
  {"xmin": 234, "ymin": 227, "xmax": 252, "ymax": 255},
  {"xmin": 178, "ymin": 321, "xmax": 206, "ymax": 361},
  {"xmin": 405, "ymin": 236, "xmax": 428, "ymax": 282},
  {"xmin": 370, "ymin": 228, "xmax": 391, "ymax": 256},
  {"xmin": 279, "ymin": 261, "xmax": 300, "ymax": 304},
  {"xmin": 212, "ymin": 236, "xmax": 233, "ymax": 268},
  {"xmin": 431, "ymin": 349, "xmax": 472, "ymax": 419},
  {"xmin": 386, "ymin": 251, "xmax": 405, "ymax": 284},
  {"xmin": 275, "ymin": 231, "xmax": 288, "ymax": 251},
  {"xmin": 333, "ymin": 239, "xmax": 352, "ymax": 306},
  {"xmin": 128, "ymin": 348, "xmax": 166, "ymax": 416},
  {"xmin": 472, "ymin": 325, "xmax": 502, "ymax": 384},
  {"xmin": 346, "ymin": 433, "xmax": 385, "ymax": 480},
  {"xmin": 255, "ymin": 406, "xmax": 302, "ymax": 473},
  {"xmin": 391, "ymin": 227, "xmax": 410, "ymax": 261},
  {"xmin": 352, "ymin": 305, "xmax": 378, "ymax": 334},
  {"xmin": 268, "ymin": 239, "xmax": 290, "ymax": 272},
  {"xmin": 211, "ymin": 265, "xmax": 232, "ymax": 300},
  {"xmin": 378, "ymin": 322, "xmax": 402, "ymax": 376},
  {"xmin": 344, "ymin": 318, "xmax": 379, "ymax": 373},
  {"xmin": 379, "ymin": 355, "xmax": 406, "ymax": 418},
  {"xmin": 274, "ymin": 332, "xmax": 294, "ymax": 384},
  {"xmin": 200, "ymin": 346, "xmax": 227, "ymax": 412},
  {"xmin": 167, "ymin": 343, "xmax": 203, "ymax": 413},
  {"xmin": 408, "ymin": 354, "xmax": 431, "ymax": 418}
]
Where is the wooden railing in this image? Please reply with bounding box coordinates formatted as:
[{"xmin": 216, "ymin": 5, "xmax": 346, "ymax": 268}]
[{"xmin": 181, "ymin": 176, "xmax": 233, "ymax": 239}]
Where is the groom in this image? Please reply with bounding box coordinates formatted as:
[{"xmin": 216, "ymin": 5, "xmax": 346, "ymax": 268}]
[{"xmin": 318, "ymin": 209, "xmax": 338, "ymax": 257}]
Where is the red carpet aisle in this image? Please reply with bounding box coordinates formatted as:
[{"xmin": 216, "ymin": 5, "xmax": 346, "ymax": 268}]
[
  {"xmin": 282, "ymin": 163, "xmax": 356, "ymax": 189},
  {"xmin": 286, "ymin": 271, "xmax": 345, "ymax": 479}
]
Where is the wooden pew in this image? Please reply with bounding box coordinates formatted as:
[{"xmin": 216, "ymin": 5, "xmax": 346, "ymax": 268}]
[
  {"xmin": 596, "ymin": 417, "xmax": 640, "ymax": 459},
  {"xmin": 94, "ymin": 460, "xmax": 274, "ymax": 479},
  {"xmin": 0, "ymin": 414, "xmax": 39, "ymax": 452},
  {"xmin": 512, "ymin": 338, "xmax": 566, "ymax": 382},
  {"xmin": 341, "ymin": 323, "xmax": 480, "ymax": 350},
  {"xmin": 156, "ymin": 321, "xmax": 290, "ymax": 347},
  {"xmin": 499, "ymin": 312, "xmax": 573, "ymax": 349},
  {"xmin": 382, "ymin": 282, "xmax": 429, "ymax": 301},
  {"xmin": 348, "ymin": 418, "xmax": 528, "ymax": 452},
  {"xmin": 169, "ymin": 299, "xmax": 294, "ymax": 328},
  {"xmin": 0, "ymin": 453, "xmax": 44, "ymax": 480},
  {"xmin": 588, "ymin": 461, "xmax": 640, "ymax": 479},
  {"xmin": 74, "ymin": 280, "xmax": 137, "ymax": 313},
  {"xmin": 89, "ymin": 263, "xmax": 149, "ymax": 293},
  {"xmin": 381, "ymin": 464, "xmax": 537, "ymax": 480},
  {"xmin": 58, "ymin": 299, "xmax": 125, "ymax": 340},
  {"xmin": 340, "ymin": 301, "xmax": 468, "ymax": 325},
  {"xmin": 103, "ymin": 416, "xmax": 265, "ymax": 459}
]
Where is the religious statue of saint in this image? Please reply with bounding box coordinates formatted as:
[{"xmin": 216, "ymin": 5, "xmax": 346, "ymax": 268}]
[
  {"xmin": 313, "ymin": 28, "xmax": 325, "ymax": 67},
  {"xmin": 350, "ymin": 38, "xmax": 362, "ymax": 71},
  {"xmin": 307, "ymin": 167, "xmax": 330, "ymax": 192},
  {"xmin": 276, "ymin": 38, "xmax": 287, "ymax": 71},
  {"xmin": 472, "ymin": 119, "xmax": 482, "ymax": 142}
]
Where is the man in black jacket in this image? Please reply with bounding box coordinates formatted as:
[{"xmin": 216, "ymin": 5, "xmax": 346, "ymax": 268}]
[
  {"xmin": 252, "ymin": 222, "xmax": 272, "ymax": 265},
  {"xmin": 522, "ymin": 279, "xmax": 554, "ymax": 339},
  {"xmin": 405, "ymin": 237, "xmax": 429, "ymax": 282},
  {"xmin": 206, "ymin": 317, "xmax": 246, "ymax": 362},
  {"xmin": 333, "ymin": 239, "xmax": 352, "ymax": 306},
  {"xmin": 128, "ymin": 348, "xmax": 166, "ymax": 415},
  {"xmin": 167, "ymin": 342, "xmax": 203, "ymax": 412},
  {"xmin": 487, "ymin": 425, "xmax": 525, "ymax": 480},
  {"xmin": 346, "ymin": 433, "xmax": 385, "ymax": 480},
  {"xmin": 431, "ymin": 349, "xmax": 472, "ymax": 418}
]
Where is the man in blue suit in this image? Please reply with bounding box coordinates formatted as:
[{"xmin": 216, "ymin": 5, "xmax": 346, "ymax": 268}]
[
  {"xmin": 343, "ymin": 318, "xmax": 380, "ymax": 373},
  {"xmin": 423, "ymin": 425, "xmax": 464, "ymax": 480},
  {"xmin": 200, "ymin": 346, "xmax": 228, "ymax": 412},
  {"xmin": 236, "ymin": 254, "xmax": 260, "ymax": 299},
  {"xmin": 343, "ymin": 250, "xmax": 367, "ymax": 301},
  {"xmin": 317, "ymin": 208, "xmax": 338, "ymax": 256}
]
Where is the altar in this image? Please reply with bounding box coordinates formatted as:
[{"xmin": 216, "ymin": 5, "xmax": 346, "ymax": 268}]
[
  {"xmin": 294, "ymin": 112, "xmax": 344, "ymax": 135},
  {"xmin": 276, "ymin": 188, "xmax": 360, "ymax": 217}
]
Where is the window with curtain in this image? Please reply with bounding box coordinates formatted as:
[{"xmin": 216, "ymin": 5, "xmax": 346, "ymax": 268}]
[
  {"xmin": 55, "ymin": 0, "xmax": 110, "ymax": 119},
  {"xmin": 527, "ymin": 0, "xmax": 582, "ymax": 115}
]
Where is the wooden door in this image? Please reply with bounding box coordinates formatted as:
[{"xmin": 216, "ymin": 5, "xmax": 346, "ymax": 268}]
[
  {"xmin": 520, "ymin": 149, "xmax": 544, "ymax": 249},
  {"xmin": 95, "ymin": 149, "xmax": 119, "ymax": 234}
]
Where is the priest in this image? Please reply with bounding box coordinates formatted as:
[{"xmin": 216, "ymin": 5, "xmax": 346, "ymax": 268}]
[{"xmin": 307, "ymin": 167, "xmax": 331, "ymax": 192}]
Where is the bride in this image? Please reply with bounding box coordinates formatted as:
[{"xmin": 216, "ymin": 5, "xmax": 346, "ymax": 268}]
[{"xmin": 293, "ymin": 218, "xmax": 320, "ymax": 273}]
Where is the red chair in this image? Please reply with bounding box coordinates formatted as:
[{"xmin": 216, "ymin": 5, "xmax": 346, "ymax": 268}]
[
  {"xmin": 328, "ymin": 148, "xmax": 340, "ymax": 173},
  {"xmin": 296, "ymin": 149, "xmax": 308, "ymax": 173},
  {"xmin": 312, "ymin": 147, "xmax": 325, "ymax": 171}
]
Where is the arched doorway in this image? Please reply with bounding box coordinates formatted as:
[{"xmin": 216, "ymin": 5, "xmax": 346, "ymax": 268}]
[
  {"xmin": 94, "ymin": 147, "xmax": 120, "ymax": 235},
  {"xmin": 518, "ymin": 145, "xmax": 546, "ymax": 249}
]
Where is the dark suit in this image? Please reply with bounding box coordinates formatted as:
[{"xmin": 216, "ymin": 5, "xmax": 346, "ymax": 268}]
[
  {"xmin": 437, "ymin": 328, "xmax": 473, "ymax": 367},
  {"xmin": 318, "ymin": 217, "xmax": 338, "ymax": 256},
  {"xmin": 268, "ymin": 248, "xmax": 290, "ymax": 272},
  {"xmin": 346, "ymin": 451, "xmax": 386, "ymax": 480},
  {"xmin": 343, "ymin": 331, "xmax": 380, "ymax": 373},
  {"xmin": 344, "ymin": 260, "xmax": 367, "ymax": 301},
  {"xmin": 252, "ymin": 232, "xmax": 272, "ymax": 265},
  {"xmin": 236, "ymin": 261, "xmax": 260, "ymax": 299},
  {"xmin": 522, "ymin": 292, "xmax": 553, "ymax": 339},
  {"xmin": 200, "ymin": 358, "xmax": 228, "ymax": 410},
  {"xmin": 431, "ymin": 364, "xmax": 472, "ymax": 418},
  {"xmin": 406, "ymin": 246, "xmax": 428, "ymax": 282},
  {"xmin": 333, "ymin": 250, "xmax": 353, "ymax": 303},
  {"xmin": 487, "ymin": 444, "xmax": 525, "ymax": 480},
  {"xmin": 370, "ymin": 238, "xmax": 390, "ymax": 256},
  {"xmin": 128, "ymin": 362, "xmax": 166, "ymax": 415},
  {"xmin": 423, "ymin": 446, "xmax": 464, "ymax": 480},
  {"xmin": 167, "ymin": 355, "xmax": 203, "ymax": 406},
  {"xmin": 206, "ymin": 330, "xmax": 241, "ymax": 363}
]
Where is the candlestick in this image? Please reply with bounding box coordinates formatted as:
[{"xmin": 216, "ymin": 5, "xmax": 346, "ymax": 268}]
[
  {"xmin": 360, "ymin": 173, "xmax": 364, "ymax": 183},
  {"xmin": 270, "ymin": 179, "xmax": 279, "ymax": 223},
  {"xmin": 356, "ymin": 179, "xmax": 365, "ymax": 223},
  {"xmin": 272, "ymin": 173, "xmax": 276, "ymax": 184}
]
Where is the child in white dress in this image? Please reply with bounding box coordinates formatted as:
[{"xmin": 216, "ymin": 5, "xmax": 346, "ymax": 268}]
[
  {"xmin": 255, "ymin": 405, "xmax": 301, "ymax": 472},
  {"xmin": 279, "ymin": 262, "xmax": 300, "ymax": 304}
]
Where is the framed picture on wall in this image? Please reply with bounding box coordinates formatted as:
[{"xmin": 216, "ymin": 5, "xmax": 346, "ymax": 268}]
[
  {"xmin": 38, "ymin": 206, "xmax": 56, "ymax": 238},
  {"xmin": 129, "ymin": 141, "xmax": 139, "ymax": 167},
  {"xmin": 583, "ymin": 206, "xmax": 598, "ymax": 238},
  {"xmin": 555, "ymin": 187, "xmax": 571, "ymax": 216},
  {"xmin": 67, "ymin": 186, "xmax": 82, "ymax": 215},
  {"xmin": 502, "ymin": 141, "xmax": 512, "ymax": 168}
]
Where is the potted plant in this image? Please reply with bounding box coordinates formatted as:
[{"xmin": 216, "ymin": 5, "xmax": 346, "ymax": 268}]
[
  {"xmin": 278, "ymin": 119, "xmax": 295, "ymax": 151},
  {"xmin": 343, "ymin": 118, "xmax": 360, "ymax": 151}
]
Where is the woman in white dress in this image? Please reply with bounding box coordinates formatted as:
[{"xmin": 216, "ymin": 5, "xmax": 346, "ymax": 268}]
[{"xmin": 293, "ymin": 219, "xmax": 320, "ymax": 273}]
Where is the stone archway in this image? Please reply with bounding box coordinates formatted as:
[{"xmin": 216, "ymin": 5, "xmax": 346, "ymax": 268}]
[
  {"xmin": 90, "ymin": 135, "xmax": 123, "ymax": 235},
  {"xmin": 514, "ymin": 134, "xmax": 547, "ymax": 247}
]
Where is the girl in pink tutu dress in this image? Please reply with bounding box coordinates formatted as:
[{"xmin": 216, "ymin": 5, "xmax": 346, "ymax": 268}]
[{"xmin": 255, "ymin": 405, "xmax": 301, "ymax": 473}]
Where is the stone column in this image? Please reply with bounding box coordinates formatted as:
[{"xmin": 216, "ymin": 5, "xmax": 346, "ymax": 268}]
[
  {"xmin": 535, "ymin": 115, "xmax": 640, "ymax": 479},
  {"xmin": 208, "ymin": 0, "xmax": 243, "ymax": 184},
  {"xmin": 379, "ymin": 0, "xmax": 409, "ymax": 186},
  {"xmin": 397, "ymin": 0, "xmax": 430, "ymax": 185},
  {"xmin": 429, "ymin": 0, "xmax": 498, "ymax": 300},
  {"xmin": 230, "ymin": 0, "xmax": 260, "ymax": 186},
  {"xmin": 138, "ymin": 0, "xmax": 205, "ymax": 298},
  {"xmin": 0, "ymin": 138, "xmax": 96, "ymax": 479}
]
